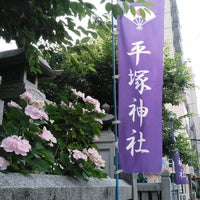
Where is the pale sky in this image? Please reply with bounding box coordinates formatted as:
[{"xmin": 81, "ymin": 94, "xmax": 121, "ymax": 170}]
[
  {"xmin": 0, "ymin": 40, "xmax": 16, "ymax": 51},
  {"xmin": 176, "ymin": 0, "xmax": 200, "ymax": 112}
]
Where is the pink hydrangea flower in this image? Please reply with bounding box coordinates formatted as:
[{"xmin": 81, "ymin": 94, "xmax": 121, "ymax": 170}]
[
  {"xmin": 68, "ymin": 102, "xmax": 74, "ymax": 109},
  {"xmin": 86, "ymin": 148, "xmax": 105, "ymax": 168},
  {"xmin": 25, "ymin": 105, "xmax": 41, "ymax": 119},
  {"xmin": 93, "ymin": 135, "xmax": 99, "ymax": 141},
  {"xmin": 72, "ymin": 150, "xmax": 88, "ymax": 161},
  {"xmin": 71, "ymin": 89, "xmax": 85, "ymax": 99},
  {"xmin": 30, "ymin": 100, "xmax": 45, "ymax": 109},
  {"xmin": 60, "ymin": 101, "xmax": 67, "ymax": 107},
  {"xmin": 84, "ymin": 96, "xmax": 99, "ymax": 106},
  {"xmin": 0, "ymin": 135, "xmax": 31, "ymax": 156},
  {"xmin": 20, "ymin": 91, "xmax": 33, "ymax": 102},
  {"xmin": 7, "ymin": 101, "xmax": 22, "ymax": 110},
  {"xmin": 25, "ymin": 105, "xmax": 48, "ymax": 121},
  {"xmin": 39, "ymin": 110, "xmax": 49, "ymax": 121},
  {"xmin": 39, "ymin": 126, "xmax": 57, "ymax": 147},
  {"xmin": 0, "ymin": 156, "xmax": 10, "ymax": 170},
  {"xmin": 84, "ymin": 96, "xmax": 105, "ymax": 114}
]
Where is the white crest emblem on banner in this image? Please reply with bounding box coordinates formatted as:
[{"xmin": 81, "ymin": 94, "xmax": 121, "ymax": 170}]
[{"xmin": 124, "ymin": 6, "xmax": 156, "ymax": 30}]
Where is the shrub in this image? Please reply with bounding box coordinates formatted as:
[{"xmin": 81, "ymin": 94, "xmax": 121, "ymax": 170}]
[{"xmin": 0, "ymin": 89, "xmax": 107, "ymax": 178}]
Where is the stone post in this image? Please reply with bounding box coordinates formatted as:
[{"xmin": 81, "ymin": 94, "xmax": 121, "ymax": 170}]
[
  {"xmin": 0, "ymin": 99, "xmax": 4, "ymax": 125},
  {"xmin": 119, "ymin": 173, "xmax": 138, "ymax": 200},
  {"xmin": 161, "ymin": 170, "xmax": 172, "ymax": 200},
  {"xmin": 95, "ymin": 103, "xmax": 115, "ymax": 178},
  {"xmin": 132, "ymin": 174, "xmax": 139, "ymax": 200}
]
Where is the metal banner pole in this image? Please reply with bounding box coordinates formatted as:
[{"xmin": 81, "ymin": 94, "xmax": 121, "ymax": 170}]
[{"xmin": 111, "ymin": 1, "xmax": 120, "ymax": 199}]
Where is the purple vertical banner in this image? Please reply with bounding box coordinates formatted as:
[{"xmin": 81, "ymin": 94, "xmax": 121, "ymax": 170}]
[
  {"xmin": 117, "ymin": 0, "xmax": 164, "ymax": 173},
  {"xmin": 173, "ymin": 151, "xmax": 188, "ymax": 184}
]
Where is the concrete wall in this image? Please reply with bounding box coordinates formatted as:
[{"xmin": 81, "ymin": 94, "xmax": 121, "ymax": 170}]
[
  {"xmin": 0, "ymin": 170, "xmax": 174, "ymax": 200},
  {"xmin": 0, "ymin": 172, "xmax": 132, "ymax": 200}
]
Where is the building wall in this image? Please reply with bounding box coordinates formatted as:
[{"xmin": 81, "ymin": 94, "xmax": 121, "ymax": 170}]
[
  {"xmin": 164, "ymin": 0, "xmax": 200, "ymax": 199},
  {"xmin": 164, "ymin": 0, "xmax": 200, "ymax": 169},
  {"xmin": 164, "ymin": 0, "xmax": 175, "ymax": 55}
]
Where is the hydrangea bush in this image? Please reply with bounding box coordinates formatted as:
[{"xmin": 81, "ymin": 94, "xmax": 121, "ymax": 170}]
[{"xmin": 0, "ymin": 89, "xmax": 107, "ymax": 178}]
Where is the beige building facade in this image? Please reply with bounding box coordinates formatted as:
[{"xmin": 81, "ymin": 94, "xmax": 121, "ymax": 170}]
[{"xmin": 163, "ymin": 0, "xmax": 200, "ymax": 199}]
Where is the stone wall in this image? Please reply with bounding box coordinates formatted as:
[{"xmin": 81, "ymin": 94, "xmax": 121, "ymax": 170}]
[{"xmin": 0, "ymin": 172, "xmax": 132, "ymax": 200}]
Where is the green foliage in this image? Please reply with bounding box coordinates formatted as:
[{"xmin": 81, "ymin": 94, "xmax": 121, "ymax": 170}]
[
  {"xmin": 0, "ymin": 0, "xmax": 96, "ymax": 73},
  {"xmin": 163, "ymin": 43, "xmax": 194, "ymax": 106},
  {"xmin": 197, "ymin": 185, "xmax": 200, "ymax": 198},
  {"xmin": 137, "ymin": 173, "xmax": 148, "ymax": 183},
  {"xmin": 163, "ymin": 121, "xmax": 199, "ymax": 168},
  {"xmin": 0, "ymin": 90, "xmax": 107, "ymax": 178},
  {"xmin": 105, "ymin": 0, "xmax": 152, "ymax": 19},
  {"xmin": 0, "ymin": 0, "xmax": 149, "ymax": 73},
  {"xmin": 176, "ymin": 134, "xmax": 199, "ymax": 168},
  {"xmin": 162, "ymin": 43, "xmax": 198, "ymax": 168},
  {"xmin": 44, "ymin": 90, "xmax": 107, "ymax": 177},
  {"xmin": 40, "ymin": 20, "xmax": 114, "ymax": 106},
  {"xmin": 0, "ymin": 102, "xmax": 53, "ymax": 174}
]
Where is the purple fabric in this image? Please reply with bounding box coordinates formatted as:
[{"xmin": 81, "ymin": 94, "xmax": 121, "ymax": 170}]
[
  {"xmin": 117, "ymin": 0, "xmax": 164, "ymax": 173},
  {"xmin": 173, "ymin": 151, "xmax": 188, "ymax": 184}
]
